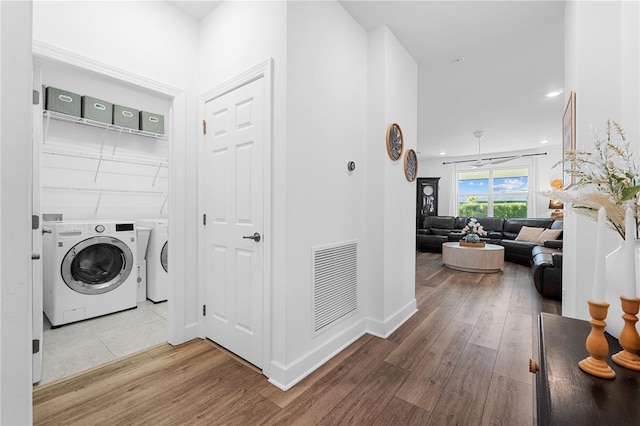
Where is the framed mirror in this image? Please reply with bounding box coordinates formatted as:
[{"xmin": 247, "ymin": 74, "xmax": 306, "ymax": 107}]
[
  {"xmin": 404, "ymin": 149, "xmax": 418, "ymax": 182},
  {"xmin": 386, "ymin": 123, "xmax": 403, "ymax": 161}
]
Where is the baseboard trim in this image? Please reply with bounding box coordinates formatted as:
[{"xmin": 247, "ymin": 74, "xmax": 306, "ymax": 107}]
[
  {"xmin": 266, "ymin": 299, "xmax": 417, "ymax": 390},
  {"xmin": 366, "ymin": 298, "xmax": 417, "ymax": 338},
  {"xmin": 267, "ymin": 319, "xmax": 368, "ymax": 391}
]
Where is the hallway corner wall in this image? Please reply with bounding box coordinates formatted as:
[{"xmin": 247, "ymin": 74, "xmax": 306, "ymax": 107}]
[
  {"xmin": 0, "ymin": 1, "xmax": 34, "ymax": 423},
  {"xmin": 366, "ymin": 25, "xmax": 418, "ymax": 335}
]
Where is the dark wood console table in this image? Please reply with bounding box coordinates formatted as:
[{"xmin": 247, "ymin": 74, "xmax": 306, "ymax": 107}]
[{"xmin": 532, "ymin": 313, "xmax": 640, "ymax": 425}]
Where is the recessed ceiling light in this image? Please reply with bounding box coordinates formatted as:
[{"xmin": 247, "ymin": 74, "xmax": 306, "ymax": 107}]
[
  {"xmin": 439, "ymin": 151, "xmax": 446, "ymax": 156},
  {"xmin": 545, "ymin": 90, "xmax": 563, "ymax": 97},
  {"xmin": 540, "ymin": 140, "xmax": 549, "ymax": 144}
]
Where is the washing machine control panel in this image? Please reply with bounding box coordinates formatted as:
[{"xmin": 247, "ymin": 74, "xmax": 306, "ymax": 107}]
[
  {"xmin": 85, "ymin": 222, "xmax": 136, "ymax": 236},
  {"xmin": 86, "ymin": 224, "xmax": 111, "ymax": 235}
]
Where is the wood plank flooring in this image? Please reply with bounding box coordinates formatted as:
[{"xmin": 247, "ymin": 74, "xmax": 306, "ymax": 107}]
[{"xmin": 33, "ymin": 252, "xmax": 561, "ymax": 425}]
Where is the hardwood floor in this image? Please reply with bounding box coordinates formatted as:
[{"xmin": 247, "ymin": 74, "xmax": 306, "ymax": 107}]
[{"xmin": 33, "ymin": 252, "xmax": 561, "ymax": 425}]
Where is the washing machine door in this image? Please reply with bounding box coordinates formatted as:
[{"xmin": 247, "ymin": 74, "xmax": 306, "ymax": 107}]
[
  {"xmin": 160, "ymin": 241, "xmax": 168, "ymax": 272},
  {"xmin": 61, "ymin": 236, "xmax": 134, "ymax": 295}
]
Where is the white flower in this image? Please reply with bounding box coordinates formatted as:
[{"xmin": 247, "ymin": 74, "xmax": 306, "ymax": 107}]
[
  {"xmin": 549, "ymin": 120, "xmax": 640, "ymax": 240},
  {"xmin": 461, "ymin": 218, "xmax": 487, "ymax": 236}
]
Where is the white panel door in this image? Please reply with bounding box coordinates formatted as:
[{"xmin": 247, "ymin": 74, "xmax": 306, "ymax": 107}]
[{"xmin": 204, "ymin": 77, "xmax": 264, "ymax": 368}]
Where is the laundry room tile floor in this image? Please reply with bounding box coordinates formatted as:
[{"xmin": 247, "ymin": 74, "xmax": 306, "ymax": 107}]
[{"xmin": 40, "ymin": 300, "xmax": 167, "ymax": 385}]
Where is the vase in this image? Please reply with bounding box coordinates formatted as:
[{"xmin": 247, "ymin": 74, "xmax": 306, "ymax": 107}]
[
  {"xmin": 464, "ymin": 234, "xmax": 481, "ymax": 243},
  {"xmin": 604, "ymin": 239, "xmax": 640, "ymax": 338}
]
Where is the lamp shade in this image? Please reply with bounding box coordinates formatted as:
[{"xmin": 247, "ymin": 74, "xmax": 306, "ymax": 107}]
[{"xmin": 549, "ymin": 200, "xmax": 564, "ymax": 209}]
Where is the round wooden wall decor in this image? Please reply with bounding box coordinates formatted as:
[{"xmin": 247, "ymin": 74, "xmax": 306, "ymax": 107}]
[
  {"xmin": 386, "ymin": 123, "xmax": 404, "ymax": 161},
  {"xmin": 404, "ymin": 149, "xmax": 418, "ymax": 182}
]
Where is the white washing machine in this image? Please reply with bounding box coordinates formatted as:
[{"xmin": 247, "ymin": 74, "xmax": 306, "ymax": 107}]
[
  {"xmin": 42, "ymin": 220, "xmax": 138, "ymax": 327},
  {"xmin": 136, "ymin": 219, "xmax": 168, "ymax": 302}
]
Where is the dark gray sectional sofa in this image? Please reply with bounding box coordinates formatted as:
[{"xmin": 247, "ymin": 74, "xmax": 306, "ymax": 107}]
[{"xmin": 416, "ymin": 216, "xmax": 563, "ymax": 300}]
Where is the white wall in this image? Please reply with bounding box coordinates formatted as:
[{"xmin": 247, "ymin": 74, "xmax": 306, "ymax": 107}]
[
  {"xmin": 366, "ymin": 28, "xmax": 386, "ymax": 327},
  {"xmin": 33, "ymin": 1, "xmax": 197, "ymax": 90},
  {"xmin": 285, "ymin": 0, "xmax": 368, "ymax": 375},
  {"xmin": 562, "ymin": 0, "xmax": 640, "ymax": 319},
  {"xmin": 1, "ymin": 1, "xmax": 33, "ymax": 423},
  {"xmin": 32, "ymin": 0, "xmax": 201, "ymax": 340},
  {"xmin": 418, "ymin": 144, "xmax": 563, "ymax": 218},
  {"xmin": 366, "ymin": 26, "xmax": 418, "ymax": 327}
]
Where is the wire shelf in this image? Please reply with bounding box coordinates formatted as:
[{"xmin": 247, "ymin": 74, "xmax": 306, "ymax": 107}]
[{"xmin": 44, "ymin": 110, "xmax": 167, "ymax": 140}]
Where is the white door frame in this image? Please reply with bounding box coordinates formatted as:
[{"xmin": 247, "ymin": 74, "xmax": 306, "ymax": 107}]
[
  {"xmin": 31, "ymin": 41, "xmax": 187, "ymax": 345},
  {"xmin": 198, "ymin": 58, "xmax": 273, "ymax": 377}
]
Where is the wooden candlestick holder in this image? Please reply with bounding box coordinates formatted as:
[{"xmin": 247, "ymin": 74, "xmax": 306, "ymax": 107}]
[
  {"xmin": 612, "ymin": 296, "xmax": 640, "ymax": 371},
  {"xmin": 578, "ymin": 300, "xmax": 616, "ymax": 379}
]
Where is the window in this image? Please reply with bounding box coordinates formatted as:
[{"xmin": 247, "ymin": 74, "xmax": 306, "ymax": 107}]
[{"xmin": 457, "ymin": 167, "xmax": 528, "ymax": 217}]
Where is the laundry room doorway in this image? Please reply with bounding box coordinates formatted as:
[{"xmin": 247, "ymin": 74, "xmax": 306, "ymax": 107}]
[
  {"xmin": 31, "ymin": 43, "xmax": 185, "ymax": 385},
  {"xmin": 201, "ymin": 61, "xmax": 273, "ymax": 370}
]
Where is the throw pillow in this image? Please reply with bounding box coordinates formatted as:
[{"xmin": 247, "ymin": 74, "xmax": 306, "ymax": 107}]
[
  {"xmin": 536, "ymin": 228, "xmax": 562, "ymax": 243},
  {"xmin": 515, "ymin": 226, "xmax": 545, "ymax": 242}
]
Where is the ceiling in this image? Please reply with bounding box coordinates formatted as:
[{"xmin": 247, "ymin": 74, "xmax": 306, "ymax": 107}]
[
  {"xmin": 167, "ymin": 0, "xmax": 565, "ymax": 161},
  {"xmin": 166, "ymin": 1, "xmax": 222, "ymax": 20}
]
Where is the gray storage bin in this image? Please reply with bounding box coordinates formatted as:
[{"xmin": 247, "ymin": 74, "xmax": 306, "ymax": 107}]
[
  {"xmin": 81, "ymin": 96, "xmax": 113, "ymax": 124},
  {"xmin": 45, "ymin": 87, "xmax": 81, "ymax": 117},
  {"xmin": 140, "ymin": 111, "xmax": 165, "ymax": 135},
  {"xmin": 113, "ymin": 105, "xmax": 140, "ymax": 130}
]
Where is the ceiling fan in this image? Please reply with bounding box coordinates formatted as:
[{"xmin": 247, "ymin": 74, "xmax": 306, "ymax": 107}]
[
  {"xmin": 442, "ymin": 130, "xmax": 547, "ymax": 166},
  {"xmin": 469, "ymin": 130, "xmax": 521, "ymax": 168},
  {"xmin": 471, "ymin": 131, "xmax": 490, "ymax": 167}
]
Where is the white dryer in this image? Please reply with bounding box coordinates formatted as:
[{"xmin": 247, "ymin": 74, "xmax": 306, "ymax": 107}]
[
  {"xmin": 42, "ymin": 220, "xmax": 138, "ymax": 327},
  {"xmin": 136, "ymin": 219, "xmax": 168, "ymax": 302}
]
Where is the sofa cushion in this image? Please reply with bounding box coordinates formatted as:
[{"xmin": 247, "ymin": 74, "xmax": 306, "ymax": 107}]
[
  {"xmin": 432, "ymin": 228, "xmax": 452, "ymax": 236},
  {"xmin": 550, "ymin": 219, "xmax": 563, "ymax": 229},
  {"xmin": 536, "ymin": 228, "xmax": 562, "ymax": 243},
  {"xmin": 532, "ymin": 245, "xmax": 561, "ymax": 266},
  {"xmin": 476, "ymin": 217, "xmax": 505, "ymax": 233},
  {"xmin": 423, "ymin": 216, "xmax": 455, "ymax": 230},
  {"xmin": 549, "ymin": 219, "xmax": 564, "ymax": 239},
  {"xmin": 503, "ymin": 218, "xmax": 554, "ymax": 240},
  {"xmin": 515, "ymin": 226, "xmax": 545, "ymax": 242},
  {"xmin": 500, "ymin": 240, "xmax": 537, "ymax": 266},
  {"xmin": 452, "ymin": 217, "xmax": 505, "ymax": 233},
  {"xmin": 531, "ymin": 245, "xmax": 563, "ymax": 300},
  {"xmin": 501, "ymin": 239, "xmax": 537, "ymax": 253},
  {"xmin": 487, "ymin": 231, "xmax": 503, "ymax": 240},
  {"xmin": 416, "ymin": 234, "xmax": 449, "ymax": 252},
  {"xmin": 544, "ymin": 240, "xmax": 563, "ymax": 249},
  {"xmin": 453, "ymin": 217, "xmax": 469, "ymax": 230}
]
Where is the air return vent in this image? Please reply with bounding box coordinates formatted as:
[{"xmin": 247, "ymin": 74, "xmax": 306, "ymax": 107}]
[{"xmin": 312, "ymin": 241, "xmax": 357, "ymax": 334}]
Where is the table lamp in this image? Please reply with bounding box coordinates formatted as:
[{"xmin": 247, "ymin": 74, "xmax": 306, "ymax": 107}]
[{"xmin": 549, "ymin": 200, "xmax": 564, "ymax": 219}]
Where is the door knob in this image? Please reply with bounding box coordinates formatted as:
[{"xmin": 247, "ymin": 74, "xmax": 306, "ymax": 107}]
[{"xmin": 243, "ymin": 232, "xmax": 261, "ymax": 242}]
